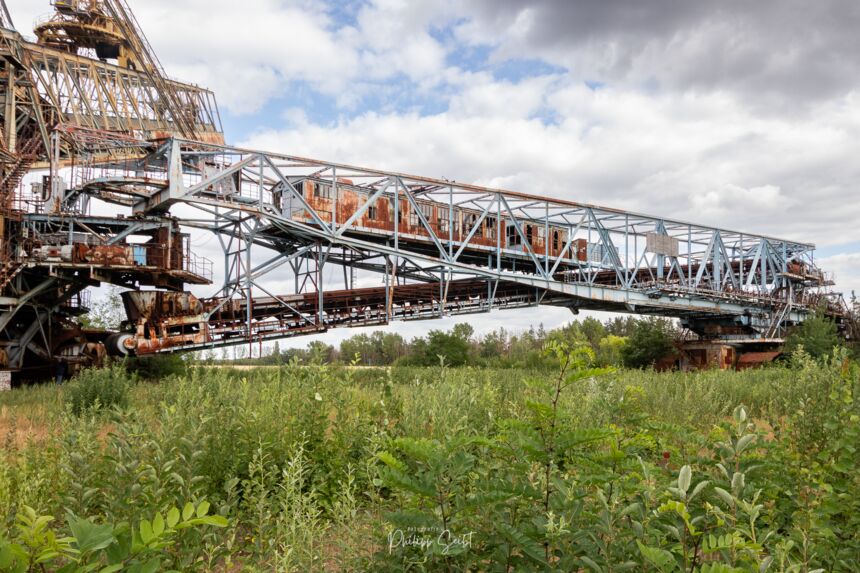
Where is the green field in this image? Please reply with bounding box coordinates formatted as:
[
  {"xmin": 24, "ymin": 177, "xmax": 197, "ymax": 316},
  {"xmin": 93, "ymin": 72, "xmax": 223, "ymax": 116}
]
[{"xmin": 1, "ymin": 348, "xmax": 858, "ymax": 571}]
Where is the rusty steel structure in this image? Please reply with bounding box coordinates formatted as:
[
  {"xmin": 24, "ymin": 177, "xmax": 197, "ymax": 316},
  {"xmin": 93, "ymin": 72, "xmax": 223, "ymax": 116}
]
[{"xmin": 0, "ymin": 1, "xmax": 854, "ymax": 378}]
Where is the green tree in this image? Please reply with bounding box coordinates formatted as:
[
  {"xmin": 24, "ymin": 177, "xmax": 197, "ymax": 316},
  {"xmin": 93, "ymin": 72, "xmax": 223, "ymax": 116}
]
[
  {"xmin": 596, "ymin": 334, "xmax": 627, "ymax": 367},
  {"xmin": 784, "ymin": 309, "xmax": 842, "ymax": 359},
  {"xmin": 307, "ymin": 341, "xmax": 335, "ymax": 364},
  {"xmin": 379, "ymin": 332, "xmax": 406, "ymax": 364},
  {"xmin": 580, "ymin": 316, "xmax": 607, "ymax": 351},
  {"xmin": 621, "ymin": 317, "xmax": 676, "ymax": 368},
  {"xmin": 79, "ymin": 286, "xmax": 125, "ymax": 330},
  {"xmin": 339, "ymin": 333, "xmax": 374, "ymax": 364},
  {"xmin": 420, "ymin": 328, "xmax": 471, "ymax": 366},
  {"xmin": 339, "ymin": 332, "xmax": 404, "ymax": 365},
  {"xmin": 480, "ymin": 328, "xmax": 508, "ymax": 359},
  {"xmin": 605, "ymin": 315, "xmax": 638, "ymax": 337},
  {"xmin": 451, "ymin": 322, "xmax": 474, "ymax": 342},
  {"xmin": 847, "ymin": 291, "xmax": 859, "ymax": 358}
]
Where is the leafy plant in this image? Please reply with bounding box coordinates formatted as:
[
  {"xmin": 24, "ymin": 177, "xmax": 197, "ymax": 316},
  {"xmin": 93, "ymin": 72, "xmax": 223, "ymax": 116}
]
[
  {"xmin": 621, "ymin": 318, "xmax": 677, "ymax": 369},
  {"xmin": 0, "ymin": 501, "xmax": 226, "ymax": 572},
  {"xmin": 2, "ymin": 342, "xmax": 859, "ymax": 570},
  {"xmin": 784, "ymin": 308, "xmax": 843, "ymax": 360},
  {"xmin": 64, "ymin": 364, "xmax": 131, "ymax": 416}
]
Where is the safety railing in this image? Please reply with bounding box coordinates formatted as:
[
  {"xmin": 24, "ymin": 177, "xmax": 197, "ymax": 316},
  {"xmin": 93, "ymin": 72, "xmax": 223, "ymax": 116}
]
[{"xmin": 183, "ymin": 250, "xmax": 214, "ymax": 282}]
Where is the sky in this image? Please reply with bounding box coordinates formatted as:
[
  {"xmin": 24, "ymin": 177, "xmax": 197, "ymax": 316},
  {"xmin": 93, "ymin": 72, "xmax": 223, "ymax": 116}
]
[{"xmin": 7, "ymin": 0, "xmax": 860, "ymax": 349}]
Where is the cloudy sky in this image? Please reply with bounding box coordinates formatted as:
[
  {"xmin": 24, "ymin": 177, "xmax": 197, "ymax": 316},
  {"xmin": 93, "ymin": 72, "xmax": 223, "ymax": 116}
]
[{"xmin": 8, "ymin": 0, "xmax": 860, "ymax": 347}]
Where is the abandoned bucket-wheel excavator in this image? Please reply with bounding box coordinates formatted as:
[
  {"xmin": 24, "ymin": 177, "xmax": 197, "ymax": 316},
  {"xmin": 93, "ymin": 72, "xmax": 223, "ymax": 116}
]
[{"xmin": 0, "ymin": 1, "xmax": 855, "ymax": 383}]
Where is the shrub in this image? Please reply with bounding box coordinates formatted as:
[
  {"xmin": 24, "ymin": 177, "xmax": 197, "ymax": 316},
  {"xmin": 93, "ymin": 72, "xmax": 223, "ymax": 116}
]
[
  {"xmin": 0, "ymin": 501, "xmax": 227, "ymax": 572},
  {"xmin": 126, "ymin": 353, "xmax": 187, "ymax": 380},
  {"xmin": 64, "ymin": 363, "xmax": 132, "ymax": 415},
  {"xmin": 597, "ymin": 333, "xmax": 627, "ymax": 366},
  {"xmin": 621, "ymin": 317, "xmax": 676, "ymax": 368},
  {"xmin": 4, "ymin": 347, "xmax": 858, "ymax": 570},
  {"xmin": 784, "ymin": 308, "xmax": 842, "ymax": 359},
  {"xmin": 417, "ymin": 328, "xmax": 472, "ymax": 366}
]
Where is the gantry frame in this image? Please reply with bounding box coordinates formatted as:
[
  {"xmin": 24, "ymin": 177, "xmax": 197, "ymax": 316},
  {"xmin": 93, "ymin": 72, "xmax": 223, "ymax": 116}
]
[{"xmin": 60, "ymin": 137, "xmax": 846, "ymax": 354}]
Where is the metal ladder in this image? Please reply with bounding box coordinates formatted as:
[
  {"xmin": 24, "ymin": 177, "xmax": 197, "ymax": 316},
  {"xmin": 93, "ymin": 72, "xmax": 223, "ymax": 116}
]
[{"xmin": 765, "ymin": 300, "xmax": 792, "ymax": 339}]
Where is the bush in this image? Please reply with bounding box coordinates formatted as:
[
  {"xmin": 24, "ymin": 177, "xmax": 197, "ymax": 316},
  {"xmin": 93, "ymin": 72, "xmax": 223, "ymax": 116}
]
[
  {"xmin": 5, "ymin": 349, "xmax": 858, "ymax": 570},
  {"xmin": 64, "ymin": 363, "xmax": 132, "ymax": 415},
  {"xmin": 596, "ymin": 333, "xmax": 627, "ymax": 366},
  {"xmin": 621, "ymin": 317, "xmax": 676, "ymax": 368},
  {"xmin": 784, "ymin": 309, "xmax": 842, "ymax": 359},
  {"xmin": 126, "ymin": 353, "xmax": 187, "ymax": 380}
]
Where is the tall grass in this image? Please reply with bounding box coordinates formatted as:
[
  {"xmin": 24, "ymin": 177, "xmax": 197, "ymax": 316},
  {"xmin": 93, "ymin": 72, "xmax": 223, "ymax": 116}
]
[{"xmin": 0, "ymin": 358, "xmax": 856, "ymax": 570}]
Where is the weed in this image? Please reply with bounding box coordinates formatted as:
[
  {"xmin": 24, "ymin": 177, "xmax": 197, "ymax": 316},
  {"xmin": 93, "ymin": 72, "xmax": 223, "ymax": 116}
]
[{"xmin": 0, "ymin": 352, "xmax": 857, "ymax": 570}]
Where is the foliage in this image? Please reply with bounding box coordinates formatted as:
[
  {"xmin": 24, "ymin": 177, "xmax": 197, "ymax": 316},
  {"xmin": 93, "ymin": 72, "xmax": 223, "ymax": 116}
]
[
  {"xmin": 1, "ymin": 351, "xmax": 858, "ymax": 570},
  {"xmin": 0, "ymin": 501, "xmax": 226, "ymax": 572},
  {"xmin": 622, "ymin": 317, "xmax": 677, "ymax": 368},
  {"xmin": 225, "ymin": 308, "xmax": 851, "ymax": 371},
  {"xmin": 849, "ymin": 291, "xmax": 860, "ymax": 358},
  {"xmin": 597, "ymin": 334, "xmax": 627, "ymax": 367},
  {"xmin": 784, "ymin": 309, "xmax": 843, "ymax": 359},
  {"xmin": 77, "ymin": 287, "xmax": 125, "ymax": 331},
  {"xmin": 421, "ymin": 326, "xmax": 472, "ymax": 366},
  {"xmin": 233, "ymin": 300, "xmax": 857, "ymax": 371},
  {"xmin": 125, "ymin": 354, "xmax": 187, "ymax": 381},
  {"xmin": 339, "ymin": 332, "xmax": 407, "ymax": 366},
  {"xmin": 393, "ymin": 323, "xmax": 474, "ymax": 367},
  {"xmin": 64, "ymin": 363, "xmax": 131, "ymax": 416}
]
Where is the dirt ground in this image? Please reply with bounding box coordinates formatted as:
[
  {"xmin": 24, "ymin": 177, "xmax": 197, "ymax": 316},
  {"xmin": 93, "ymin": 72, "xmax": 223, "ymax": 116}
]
[{"xmin": 0, "ymin": 404, "xmax": 52, "ymax": 449}]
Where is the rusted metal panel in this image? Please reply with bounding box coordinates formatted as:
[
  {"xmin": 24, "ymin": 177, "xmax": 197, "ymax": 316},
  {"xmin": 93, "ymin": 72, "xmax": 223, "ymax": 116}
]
[
  {"xmin": 678, "ymin": 343, "xmax": 737, "ymax": 370},
  {"xmin": 32, "ymin": 245, "xmax": 75, "ymax": 261},
  {"xmin": 122, "ymin": 291, "xmax": 204, "ymax": 322},
  {"xmin": 114, "ymin": 291, "xmax": 211, "ymax": 356},
  {"xmin": 736, "ymin": 351, "xmax": 781, "ymax": 370},
  {"xmin": 290, "ymin": 178, "xmax": 576, "ymax": 263},
  {"xmin": 131, "ymin": 331, "xmax": 210, "ymax": 355},
  {"xmin": 77, "ymin": 245, "xmax": 135, "ymax": 266},
  {"xmin": 572, "ymin": 238, "xmax": 588, "ymax": 262}
]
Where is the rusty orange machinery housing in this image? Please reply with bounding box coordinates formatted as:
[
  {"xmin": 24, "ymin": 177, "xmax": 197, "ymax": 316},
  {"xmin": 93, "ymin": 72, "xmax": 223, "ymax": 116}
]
[
  {"xmin": 22, "ymin": 226, "xmax": 211, "ymax": 291},
  {"xmin": 288, "ymin": 178, "xmax": 594, "ymax": 267},
  {"xmin": 107, "ymin": 291, "xmax": 209, "ymax": 356},
  {"xmin": 35, "ymin": 0, "xmax": 142, "ymax": 69}
]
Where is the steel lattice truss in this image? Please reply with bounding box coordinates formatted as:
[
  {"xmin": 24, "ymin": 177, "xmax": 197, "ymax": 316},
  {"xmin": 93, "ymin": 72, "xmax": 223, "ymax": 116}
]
[
  {"xmin": 0, "ymin": 26, "xmax": 222, "ymax": 167},
  {"xmin": 62, "ymin": 138, "xmax": 845, "ymax": 353}
]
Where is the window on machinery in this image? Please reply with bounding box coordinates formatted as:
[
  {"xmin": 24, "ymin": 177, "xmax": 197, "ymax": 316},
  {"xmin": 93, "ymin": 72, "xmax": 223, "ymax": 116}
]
[{"xmin": 313, "ymin": 182, "xmax": 333, "ymax": 199}]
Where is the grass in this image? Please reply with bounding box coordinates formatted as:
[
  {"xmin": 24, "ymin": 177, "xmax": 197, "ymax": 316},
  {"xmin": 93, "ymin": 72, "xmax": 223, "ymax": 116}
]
[{"xmin": 0, "ymin": 354, "xmax": 858, "ymax": 571}]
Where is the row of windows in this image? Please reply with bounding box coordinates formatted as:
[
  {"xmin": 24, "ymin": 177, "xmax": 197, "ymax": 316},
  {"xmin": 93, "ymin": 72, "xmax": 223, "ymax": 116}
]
[
  {"xmin": 507, "ymin": 223, "xmax": 565, "ymax": 249},
  {"xmin": 309, "ymin": 182, "xmax": 563, "ymax": 247},
  {"xmin": 363, "ymin": 199, "xmax": 561, "ymax": 246}
]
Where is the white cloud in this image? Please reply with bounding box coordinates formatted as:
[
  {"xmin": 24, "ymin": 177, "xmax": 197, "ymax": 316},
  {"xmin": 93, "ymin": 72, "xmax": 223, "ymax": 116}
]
[
  {"xmin": 819, "ymin": 252, "xmax": 860, "ymax": 299},
  {"xmin": 244, "ymin": 82, "xmax": 860, "ymax": 249},
  {"xmin": 448, "ymin": 73, "xmax": 559, "ymax": 119},
  {"xmin": 6, "ymin": 0, "xmax": 455, "ymax": 115},
  {"xmin": 350, "ymin": 0, "xmax": 450, "ymax": 83},
  {"xmin": 690, "ymin": 184, "xmax": 786, "ymax": 219},
  {"xmin": 454, "ymin": 1, "xmax": 860, "ymax": 107}
]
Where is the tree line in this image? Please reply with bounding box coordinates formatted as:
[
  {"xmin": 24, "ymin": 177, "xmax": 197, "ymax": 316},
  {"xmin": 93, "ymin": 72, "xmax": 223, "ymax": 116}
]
[
  {"xmin": 218, "ymin": 316, "xmax": 680, "ymax": 369},
  {"xmin": 209, "ymin": 307, "xmax": 858, "ymax": 369}
]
